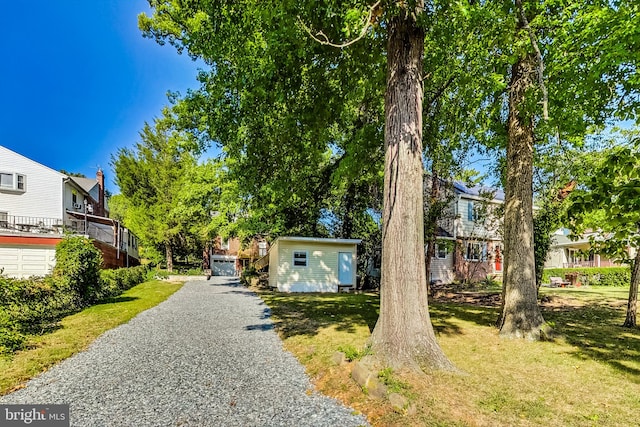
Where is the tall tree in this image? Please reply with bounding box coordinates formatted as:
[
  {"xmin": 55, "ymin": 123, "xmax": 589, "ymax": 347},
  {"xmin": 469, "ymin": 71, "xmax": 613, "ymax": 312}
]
[
  {"xmin": 568, "ymin": 140, "xmax": 640, "ymax": 327},
  {"xmin": 139, "ymin": 0, "xmax": 457, "ymax": 371},
  {"xmin": 365, "ymin": 1, "xmax": 454, "ymax": 370},
  {"xmin": 111, "ymin": 113, "xmax": 199, "ymax": 271},
  {"xmin": 494, "ymin": 0, "xmax": 640, "ymax": 338}
]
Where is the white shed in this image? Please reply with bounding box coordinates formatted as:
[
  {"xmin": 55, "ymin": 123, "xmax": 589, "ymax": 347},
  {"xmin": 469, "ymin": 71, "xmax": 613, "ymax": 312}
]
[{"xmin": 256, "ymin": 237, "xmax": 361, "ymax": 292}]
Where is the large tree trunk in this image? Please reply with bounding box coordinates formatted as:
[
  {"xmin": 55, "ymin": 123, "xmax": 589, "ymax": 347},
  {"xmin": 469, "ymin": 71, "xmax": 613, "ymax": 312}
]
[
  {"xmin": 425, "ymin": 172, "xmax": 440, "ymax": 293},
  {"xmin": 623, "ymin": 248, "xmax": 640, "ymax": 327},
  {"xmin": 498, "ymin": 53, "xmax": 549, "ymax": 340},
  {"xmin": 369, "ymin": 5, "xmax": 455, "ymax": 372},
  {"xmin": 165, "ymin": 243, "xmax": 174, "ymax": 273}
]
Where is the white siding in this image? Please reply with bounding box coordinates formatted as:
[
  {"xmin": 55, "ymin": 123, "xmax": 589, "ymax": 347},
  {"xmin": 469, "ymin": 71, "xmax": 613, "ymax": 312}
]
[
  {"xmin": 430, "ymin": 254, "xmax": 454, "ymax": 283},
  {"xmin": 0, "ymin": 245, "xmax": 56, "ymax": 278},
  {"xmin": 545, "ymin": 247, "xmax": 567, "ymax": 269},
  {"xmin": 268, "ymin": 243, "xmax": 279, "ymax": 288},
  {"xmin": 274, "ymin": 240, "xmax": 358, "ymax": 292},
  {"xmin": 455, "ymin": 196, "xmax": 502, "ymax": 240},
  {"xmin": 0, "ymin": 146, "xmax": 65, "ymax": 219}
]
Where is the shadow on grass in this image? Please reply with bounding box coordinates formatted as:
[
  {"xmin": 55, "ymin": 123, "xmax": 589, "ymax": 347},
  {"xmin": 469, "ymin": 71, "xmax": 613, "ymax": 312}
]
[
  {"xmin": 258, "ymin": 291, "xmax": 380, "ymax": 338},
  {"xmin": 433, "ymin": 296, "xmax": 640, "ymax": 378},
  {"xmin": 543, "ymin": 303, "xmax": 640, "ymax": 378},
  {"xmin": 429, "ymin": 303, "xmax": 500, "ymax": 336},
  {"xmin": 258, "ymin": 287, "xmax": 640, "ymax": 378},
  {"xmin": 100, "ymin": 296, "xmax": 139, "ymax": 304}
]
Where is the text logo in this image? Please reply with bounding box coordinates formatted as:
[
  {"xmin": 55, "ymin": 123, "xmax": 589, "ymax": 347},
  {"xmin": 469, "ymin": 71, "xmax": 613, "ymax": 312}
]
[{"xmin": 0, "ymin": 405, "xmax": 69, "ymax": 427}]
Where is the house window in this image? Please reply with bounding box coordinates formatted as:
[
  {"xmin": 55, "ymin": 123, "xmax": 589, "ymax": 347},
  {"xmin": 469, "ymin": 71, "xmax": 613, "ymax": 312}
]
[
  {"xmin": 0, "ymin": 211, "xmax": 7, "ymax": 228},
  {"xmin": 466, "ymin": 242, "xmax": 487, "ymax": 261},
  {"xmin": 0, "ymin": 172, "xmax": 26, "ymax": 192},
  {"xmin": 467, "ymin": 201, "xmax": 475, "ymax": 221},
  {"xmin": 0, "ymin": 173, "xmax": 13, "ymax": 189},
  {"xmin": 258, "ymin": 241, "xmax": 267, "ymax": 257},
  {"xmin": 433, "ymin": 243, "xmax": 447, "ymax": 259},
  {"xmin": 72, "ymin": 192, "xmax": 78, "ymax": 204},
  {"xmin": 293, "ymin": 251, "xmax": 308, "ymax": 267}
]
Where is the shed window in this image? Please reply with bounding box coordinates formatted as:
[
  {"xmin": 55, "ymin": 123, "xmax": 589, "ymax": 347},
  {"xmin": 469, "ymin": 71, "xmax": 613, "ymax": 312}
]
[{"xmin": 293, "ymin": 251, "xmax": 308, "ymax": 267}]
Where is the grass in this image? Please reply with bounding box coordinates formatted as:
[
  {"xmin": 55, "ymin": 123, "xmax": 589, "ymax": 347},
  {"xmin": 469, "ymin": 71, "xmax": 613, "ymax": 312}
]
[
  {"xmin": 257, "ymin": 286, "xmax": 640, "ymax": 426},
  {"xmin": 0, "ymin": 279, "xmax": 182, "ymax": 395}
]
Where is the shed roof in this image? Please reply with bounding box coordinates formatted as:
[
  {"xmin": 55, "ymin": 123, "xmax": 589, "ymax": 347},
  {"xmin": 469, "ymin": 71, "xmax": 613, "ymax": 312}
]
[{"xmin": 275, "ymin": 236, "xmax": 362, "ymax": 245}]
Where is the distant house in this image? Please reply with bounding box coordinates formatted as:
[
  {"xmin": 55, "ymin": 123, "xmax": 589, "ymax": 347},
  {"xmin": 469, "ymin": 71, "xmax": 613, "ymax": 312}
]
[
  {"xmin": 0, "ymin": 145, "xmax": 139, "ymax": 278},
  {"xmin": 254, "ymin": 236, "xmax": 361, "ymax": 292},
  {"xmin": 206, "ymin": 236, "xmax": 269, "ymax": 276},
  {"xmin": 544, "ymin": 230, "xmax": 626, "ymax": 269},
  {"xmin": 426, "ymin": 180, "xmax": 504, "ymax": 284}
]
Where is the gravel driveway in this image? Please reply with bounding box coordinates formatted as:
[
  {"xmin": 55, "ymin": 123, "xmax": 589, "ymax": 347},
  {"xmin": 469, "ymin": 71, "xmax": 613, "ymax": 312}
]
[{"xmin": 1, "ymin": 278, "xmax": 368, "ymax": 426}]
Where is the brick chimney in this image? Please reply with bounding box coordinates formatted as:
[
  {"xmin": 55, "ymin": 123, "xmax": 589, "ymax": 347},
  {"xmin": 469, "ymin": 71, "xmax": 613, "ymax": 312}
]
[{"xmin": 96, "ymin": 168, "xmax": 105, "ymax": 217}]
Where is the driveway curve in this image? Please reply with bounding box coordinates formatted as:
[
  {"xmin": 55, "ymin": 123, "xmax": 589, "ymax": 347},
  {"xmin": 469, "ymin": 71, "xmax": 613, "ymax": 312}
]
[{"xmin": 1, "ymin": 278, "xmax": 368, "ymax": 426}]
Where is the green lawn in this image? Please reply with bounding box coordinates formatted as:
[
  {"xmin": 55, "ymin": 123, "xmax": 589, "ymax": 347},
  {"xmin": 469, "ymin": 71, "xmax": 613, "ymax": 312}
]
[
  {"xmin": 0, "ymin": 279, "xmax": 182, "ymax": 395},
  {"xmin": 258, "ymin": 286, "xmax": 640, "ymax": 426}
]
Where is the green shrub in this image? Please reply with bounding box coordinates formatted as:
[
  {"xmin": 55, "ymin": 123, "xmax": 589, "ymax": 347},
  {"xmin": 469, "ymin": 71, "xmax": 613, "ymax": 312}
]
[
  {"xmin": 98, "ymin": 265, "xmax": 149, "ymax": 298},
  {"xmin": 542, "ymin": 267, "xmax": 630, "ymax": 287},
  {"xmin": 53, "ymin": 236, "xmax": 103, "ymax": 306},
  {"xmin": 0, "ymin": 261, "xmax": 149, "ymax": 357},
  {"xmin": 0, "ymin": 276, "xmax": 70, "ymax": 355},
  {"xmin": 241, "ymin": 265, "xmax": 258, "ymax": 286},
  {"xmin": 0, "ymin": 307, "xmax": 25, "ymax": 354}
]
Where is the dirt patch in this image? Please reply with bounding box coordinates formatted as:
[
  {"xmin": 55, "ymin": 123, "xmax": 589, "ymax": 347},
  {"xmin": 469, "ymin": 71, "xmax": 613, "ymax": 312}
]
[
  {"xmin": 429, "ymin": 283, "xmax": 608, "ymax": 310},
  {"xmin": 431, "ymin": 290, "xmax": 502, "ymax": 307}
]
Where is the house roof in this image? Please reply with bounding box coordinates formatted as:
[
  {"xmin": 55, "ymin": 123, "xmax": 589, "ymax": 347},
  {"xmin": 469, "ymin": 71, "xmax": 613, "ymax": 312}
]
[
  {"xmin": 453, "ymin": 181, "xmax": 505, "ymax": 201},
  {"xmin": 550, "ymin": 232, "xmax": 612, "ymax": 248},
  {"xmin": 0, "ymin": 145, "xmax": 66, "ymax": 178},
  {"xmin": 69, "ymin": 176, "xmax": 98, "ymax": 193}
]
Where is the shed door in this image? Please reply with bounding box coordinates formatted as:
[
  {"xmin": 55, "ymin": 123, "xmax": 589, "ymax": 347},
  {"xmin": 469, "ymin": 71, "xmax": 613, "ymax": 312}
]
[{"xmin": 338, "ymin": 252, "xmax": 353, "ymax": 284}]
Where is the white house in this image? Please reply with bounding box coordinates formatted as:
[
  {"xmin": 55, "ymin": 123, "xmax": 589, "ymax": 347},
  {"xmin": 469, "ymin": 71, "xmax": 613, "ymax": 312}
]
[
  {"xmin": 545, "ymin": 229, "xmax": 625, "ymax": 269},
  {"xmin": 254, "ymin": 236, "xmax": 361, "ymax": 292},
  {"xmin": 0, "ymin": 145, "xmax": 139, "ymax": 278},
  {"xmin": 427, "ymin": 180, "xmax": 504, "ymax": 284}
]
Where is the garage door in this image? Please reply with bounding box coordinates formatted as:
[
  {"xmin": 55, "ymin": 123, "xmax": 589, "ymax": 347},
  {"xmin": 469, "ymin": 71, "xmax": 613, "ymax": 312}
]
[
  {"xmin": 210, "ymin": 255, "xmax": 237, "ymax": 276},
  {"xmin": 0, "ymin": 246, "xmax": 56, "ymax": 278}
]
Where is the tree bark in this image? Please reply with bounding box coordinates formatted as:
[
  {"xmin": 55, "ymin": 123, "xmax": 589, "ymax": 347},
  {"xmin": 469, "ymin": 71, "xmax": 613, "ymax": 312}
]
[
  {"xmin": 165, "ymin": 243, "xmax": 174, "ymax": 273},
  {"xmin": 369, "ymin": 5, "xmax": 455, "ymax": 371},
  {"xmin": 425, "ymin": 172, "xmax": 440, "ymax": 294},
  {"xmin": 623, "ymin": 247, "xmax": 640, "ymax": 327},
  {"xmin": 498, "ymin": 52, "xmax": 549, "ymax": 339}
]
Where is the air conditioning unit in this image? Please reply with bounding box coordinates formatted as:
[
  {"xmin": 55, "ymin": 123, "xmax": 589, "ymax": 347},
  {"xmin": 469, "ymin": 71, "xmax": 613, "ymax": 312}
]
[{"xmin": 73, "ymin": 203, "xmax": 82, "ymax": 209}]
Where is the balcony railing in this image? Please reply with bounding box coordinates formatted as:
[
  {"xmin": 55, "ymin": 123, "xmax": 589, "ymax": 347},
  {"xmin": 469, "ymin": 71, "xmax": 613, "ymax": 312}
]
[
  {"xmin": 0, "ymin": 215, "xmax": 65, "ymax": 234},
  {"xmin": 0, "ymin": 215, "xmax": 115, "ymax": 246},
  {"xmin": 563, "ymin": 260, "xmax": 619, "ymax": 268}
]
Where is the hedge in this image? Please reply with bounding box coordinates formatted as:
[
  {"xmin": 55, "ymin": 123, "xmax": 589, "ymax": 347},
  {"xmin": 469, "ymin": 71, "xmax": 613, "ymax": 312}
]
[
  {"xmin": 0, "ymin": 236, "xmax": 150, "ymax": 356},
  {"xmin": 542, "ymin": 267, "xmax": 630, "ymax": 287}
]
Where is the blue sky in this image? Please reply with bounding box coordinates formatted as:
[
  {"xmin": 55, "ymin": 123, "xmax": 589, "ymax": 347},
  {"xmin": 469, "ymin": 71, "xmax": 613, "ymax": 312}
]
[{"xmin": 0, "ymin": 1, "xmax": 205, "ymax": 193}]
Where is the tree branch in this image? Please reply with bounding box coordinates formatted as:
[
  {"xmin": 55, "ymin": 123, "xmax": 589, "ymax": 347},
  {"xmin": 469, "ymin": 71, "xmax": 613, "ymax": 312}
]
[
  {"xmin": 425, "ymin": 74, "xmax": 456, "ymax": 111},
  {"xmin": 298, "ymin": 1, "xmax": 381, "ymax": 49},
  {"xmin": 516, "ymin": 0, "xmax": 549, "ymax": 120}
]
